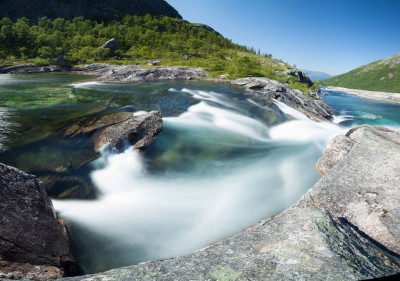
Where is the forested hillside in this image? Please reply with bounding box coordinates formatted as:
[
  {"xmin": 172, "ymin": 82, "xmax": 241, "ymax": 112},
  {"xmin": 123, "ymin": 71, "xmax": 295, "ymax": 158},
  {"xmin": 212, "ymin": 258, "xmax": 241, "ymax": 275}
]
[
  {"xmin": 1, "ymin": 15, "xmax": 309, "ymax": 86},
  {"xmin": 326, "ymin": 53, "xmax": 400, "ymax": 93}
]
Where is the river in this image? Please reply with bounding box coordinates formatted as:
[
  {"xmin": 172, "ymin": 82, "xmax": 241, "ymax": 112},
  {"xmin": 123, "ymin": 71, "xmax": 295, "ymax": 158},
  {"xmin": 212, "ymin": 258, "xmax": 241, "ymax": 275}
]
[{"xmin": 1, "ymin": 73, "xmax": 399, "ymax": 274}]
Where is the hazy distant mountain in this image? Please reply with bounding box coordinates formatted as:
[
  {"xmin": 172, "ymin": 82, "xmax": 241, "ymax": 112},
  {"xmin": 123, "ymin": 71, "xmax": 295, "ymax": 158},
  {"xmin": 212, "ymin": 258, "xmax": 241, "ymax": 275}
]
[
  {"xmin": 325, "ymin": 53, "xmax": 400, "ymax": 93},
  {"xmin": 0, "ymin": 0, "xmax": 182, "ymax": 22},
  {"xmin": 301, "ymin": 69, "xmax": 332, "ymax": 81}
]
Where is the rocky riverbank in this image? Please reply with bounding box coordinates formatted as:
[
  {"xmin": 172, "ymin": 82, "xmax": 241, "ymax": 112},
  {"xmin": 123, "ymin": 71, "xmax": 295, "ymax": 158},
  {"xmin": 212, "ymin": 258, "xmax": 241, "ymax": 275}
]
[
  {"xmin": 0, "ymin": 164, "xmax": 76, "ymax": 280},
  {"xmin": 74, "ymin": 64, "xmax": 332, "ymax": 121},
  {"xmin": 56, "ymin": 125, "xmax": 400, "ymax": 281},
  {"xmin": 325, "ymin": 86, "xmax": 400, "ymax": 104}
]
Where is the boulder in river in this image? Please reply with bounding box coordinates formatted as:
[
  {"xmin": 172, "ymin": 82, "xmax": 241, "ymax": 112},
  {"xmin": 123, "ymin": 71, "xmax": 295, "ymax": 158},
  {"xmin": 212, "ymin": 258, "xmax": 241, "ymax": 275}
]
[
  {"xmin": 94, "ymin": 111, "xmax": 163, "ymax": 151},
  {"xmin": 232, "ymin": 77, "xmax": 332, "ymax": 121},
  {"xmin": 0, "ymin": 163, "xmax": 75, "ymax": 279}
]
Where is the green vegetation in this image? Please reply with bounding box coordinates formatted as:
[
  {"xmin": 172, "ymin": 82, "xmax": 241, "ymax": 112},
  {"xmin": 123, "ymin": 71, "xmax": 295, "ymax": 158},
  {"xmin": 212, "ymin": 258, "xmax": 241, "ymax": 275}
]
[
  {"xmin": 326, "ymin": 53, "xmax": 400, "ymax": 93},
  {"xmin": 0, "ymin": 14, "xmax": 313, "ymax": 92}
]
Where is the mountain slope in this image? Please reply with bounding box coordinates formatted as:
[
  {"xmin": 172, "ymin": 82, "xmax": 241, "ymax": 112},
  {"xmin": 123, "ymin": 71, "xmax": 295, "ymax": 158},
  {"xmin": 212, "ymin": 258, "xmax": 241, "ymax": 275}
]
[
  {"xmin": 0, "ymin": 0, "xmax": 182, "ymax": 22},
  {"xmin": 301, "ymin": 69, "xmax": 332, "ymax": 81},
  {"xmin": 326, "ymin": 53, "xmax": 400, "ymax": 93}
]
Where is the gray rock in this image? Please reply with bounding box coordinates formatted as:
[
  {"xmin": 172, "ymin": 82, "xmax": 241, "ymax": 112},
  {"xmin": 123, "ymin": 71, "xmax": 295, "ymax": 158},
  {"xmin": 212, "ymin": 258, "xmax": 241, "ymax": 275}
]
[
  {"xmin": 0, "ymin": 163, "xmax": 75, "ymax": 278},
  {"xmin": 308, "ymin": 125, "xmax": 400, "ymax": 254},
  {"xmin": 284, "ymin": 68, "xmax": 314, "ymax": 87},
  {"xmin": 59, "ymin": 125, "xmax": 400, "ymax": 280},
  {"xmin": 56, "ymin": 56, "xmax": 72, "ymax": 68},
  {"xmin": 100, "ymin": 38, "xmax": 120, "ymax": 55},
  {"xmin": 94, "ymin": 111, "xmax": 163, "ymax": 151},
  {"xmin": 75, "ymin": 64, "xmax": 207, "ymax": 82},
  {"xmin": 316, "ymin": 135, "xmax": 355, "ymax": 175},
  {"xmin": 232, "ymin": 77, "xmax": 332, "ymax": 121}
]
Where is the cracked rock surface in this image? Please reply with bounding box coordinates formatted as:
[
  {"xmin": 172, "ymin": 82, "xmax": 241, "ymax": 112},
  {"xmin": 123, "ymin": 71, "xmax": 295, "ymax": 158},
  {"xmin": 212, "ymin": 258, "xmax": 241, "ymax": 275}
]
[{"xmin": 0, "ymin": 163, "xmax": 76, "ymax": 279}]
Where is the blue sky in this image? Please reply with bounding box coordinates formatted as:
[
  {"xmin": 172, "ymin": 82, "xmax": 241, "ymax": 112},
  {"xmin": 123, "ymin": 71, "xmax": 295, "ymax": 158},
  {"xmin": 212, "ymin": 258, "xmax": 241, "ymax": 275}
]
[{"xmin": 167, "ymin": 0, "xmax": 400, "ymax": 75}]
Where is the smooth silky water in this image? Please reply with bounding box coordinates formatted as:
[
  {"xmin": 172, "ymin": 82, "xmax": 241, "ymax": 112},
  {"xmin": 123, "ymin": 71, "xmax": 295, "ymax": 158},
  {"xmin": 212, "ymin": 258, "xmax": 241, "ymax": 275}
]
[{"xmin": 1, "ymin": 74, "xmax": 400, "ymax": 274}]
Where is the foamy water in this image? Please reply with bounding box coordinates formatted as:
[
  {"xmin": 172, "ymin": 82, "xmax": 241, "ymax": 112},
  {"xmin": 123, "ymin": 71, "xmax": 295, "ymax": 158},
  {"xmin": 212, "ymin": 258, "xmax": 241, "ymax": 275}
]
[{"xmin": 53, "ymin": 86, "xmax": 347, "ymax": 273}]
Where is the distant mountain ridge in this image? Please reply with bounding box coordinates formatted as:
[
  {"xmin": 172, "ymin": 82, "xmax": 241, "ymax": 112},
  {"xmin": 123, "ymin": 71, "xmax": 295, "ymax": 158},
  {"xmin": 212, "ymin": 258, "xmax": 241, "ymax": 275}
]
[
  {"xmin": 0, "ymin": 0, "xmax": 182, "ymax": 22},
  {"xmin": 326, "ymin": 53, "xmax": 400, "ymax": 93},
  {"xmin": 301, "ymin": 69, "xmax": 332, "ymax": 81}
]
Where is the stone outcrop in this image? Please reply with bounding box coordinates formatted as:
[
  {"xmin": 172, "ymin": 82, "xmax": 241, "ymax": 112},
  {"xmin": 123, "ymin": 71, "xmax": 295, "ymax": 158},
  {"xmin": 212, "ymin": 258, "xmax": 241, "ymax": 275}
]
[
  {"xmin": 94, "ymin": 111, "xmax": 163, "ymax": 151},
  {"xmin": 75, "ymin": 63, "xmax": 207, "ymax": 82},
  {"xmin": 65, "ymin": 111, "xmax": 163, "ymax": 151},
  {"xmin": 100, "ymin": 38, "xmax": 120, "ymax": 56},
  {"xmin": 0, "ymin": 163, "xmax": 75, "ymax": 280},
  {"xmin": 232, "ymin": 77, "xmax": 332, "ymax": 121},
  {"xmin": 284, "ymin": 68, "xmax": 314, "ymax": 87},
  {"xmin": 59, "ymin": 125, "xmax": 400, "ymax": 280},
  {"xmin": 0, "ymin": 0, "xmax": 182, "ymax": 23}
]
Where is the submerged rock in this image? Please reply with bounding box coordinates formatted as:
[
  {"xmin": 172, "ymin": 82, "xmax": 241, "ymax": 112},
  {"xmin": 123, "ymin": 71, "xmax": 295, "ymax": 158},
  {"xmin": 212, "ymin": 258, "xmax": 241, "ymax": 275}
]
[
  {"xmin": 59, "ymin": 125, "xmax": 400, "ymax": 280},
  {"xmin": 0, "ymin": 163, "xmax": 75, "ymax": 279},
  {"xmin": 94, "ymin": 111, "xmax": 163, "ymax": 151},
  {"xmin": 65, "ymin": 110, "xmax": 163, "ymax": 151},
  {"xmin": 232, "ymin": 77, "xmax": 332, "ymax": 121}
]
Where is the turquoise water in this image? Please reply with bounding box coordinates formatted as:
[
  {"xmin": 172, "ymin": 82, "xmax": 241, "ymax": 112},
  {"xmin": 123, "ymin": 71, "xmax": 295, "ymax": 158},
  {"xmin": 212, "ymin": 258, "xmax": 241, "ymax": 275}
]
[
  {"xmin": 321, "ymin": 88, "xmax": 400, "ymax": 128},
  {"xmin": 1, "ymin": 74, "xmax": 400, "ymax": 274}
]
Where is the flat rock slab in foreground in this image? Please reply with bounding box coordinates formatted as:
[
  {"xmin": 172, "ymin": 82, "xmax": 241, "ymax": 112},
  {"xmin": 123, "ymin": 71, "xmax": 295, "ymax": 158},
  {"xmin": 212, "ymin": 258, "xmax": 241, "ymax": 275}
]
[
  {"xmin": 0, "ymin": 164, "xmax": 75, "ymax": 280},
  {"xmin": 61, "ymin": 124, "xmax": 400, "ymax": 280}
]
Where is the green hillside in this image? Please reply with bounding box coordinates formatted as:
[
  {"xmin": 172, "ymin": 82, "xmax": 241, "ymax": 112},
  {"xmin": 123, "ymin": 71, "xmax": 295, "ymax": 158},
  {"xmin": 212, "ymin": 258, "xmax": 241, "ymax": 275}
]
[
  {"xmin": 326, "ymin": 53, "xmax": 400, "ymax": 93},
  {"xmin": 0, "ymin": 15, "xmax": 314, "ymax": 93}
]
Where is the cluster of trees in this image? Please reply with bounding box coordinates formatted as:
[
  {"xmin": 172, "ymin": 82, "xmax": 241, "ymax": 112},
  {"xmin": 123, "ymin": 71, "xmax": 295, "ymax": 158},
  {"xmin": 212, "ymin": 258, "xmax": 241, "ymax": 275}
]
[{"xmin": 0, "ymin": 14, "xmax": 315, "ymax": 92}]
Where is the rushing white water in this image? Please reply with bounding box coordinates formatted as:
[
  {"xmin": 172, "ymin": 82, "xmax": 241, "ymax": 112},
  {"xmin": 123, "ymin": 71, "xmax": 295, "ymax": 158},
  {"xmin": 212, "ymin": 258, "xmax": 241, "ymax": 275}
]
[{"xmin": 53, "ymin": 86, "xmax": 347, "ymax": 273}]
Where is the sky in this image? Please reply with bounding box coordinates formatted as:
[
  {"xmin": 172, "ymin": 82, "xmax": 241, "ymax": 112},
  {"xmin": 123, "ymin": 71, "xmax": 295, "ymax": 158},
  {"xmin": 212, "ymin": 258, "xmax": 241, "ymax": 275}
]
[{"xmin": 166, "ymin": 0, "xmax": 400, "ymax": 75}]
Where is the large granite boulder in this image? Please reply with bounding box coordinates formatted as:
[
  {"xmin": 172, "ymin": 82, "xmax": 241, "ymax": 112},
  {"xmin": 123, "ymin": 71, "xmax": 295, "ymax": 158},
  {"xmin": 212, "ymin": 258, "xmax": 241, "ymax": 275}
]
[
  {"xmin": 100, "ymin": 38, "xmax": 120, "ymax": 56},
  {"xmin": 60, "ymin": 125, "xmax": 400, "ymax": 280},
  {"xmin": 0, "ymin": 163, "xmax": 75, "ymax": 280},
  {"xmin": 232, "ymin": 77, "xmax": 332, "ymax": 121}
]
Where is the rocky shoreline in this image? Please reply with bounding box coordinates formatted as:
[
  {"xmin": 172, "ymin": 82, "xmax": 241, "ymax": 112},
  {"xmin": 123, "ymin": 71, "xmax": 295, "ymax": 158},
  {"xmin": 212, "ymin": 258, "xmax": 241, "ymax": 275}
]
[
  {"xmin": 0, "ymin": 63, "xmax": 334, "ymax": 122},
  {"xmin": 325, "ymin": 86, "xmax": 400, "ymax": 104}
]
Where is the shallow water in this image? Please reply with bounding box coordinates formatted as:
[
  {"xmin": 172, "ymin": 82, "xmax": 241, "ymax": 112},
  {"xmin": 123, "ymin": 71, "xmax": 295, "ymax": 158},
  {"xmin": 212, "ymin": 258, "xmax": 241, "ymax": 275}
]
[{"xmin": 1, "ymin": 74, "xmax": 400, "ymax": 274}]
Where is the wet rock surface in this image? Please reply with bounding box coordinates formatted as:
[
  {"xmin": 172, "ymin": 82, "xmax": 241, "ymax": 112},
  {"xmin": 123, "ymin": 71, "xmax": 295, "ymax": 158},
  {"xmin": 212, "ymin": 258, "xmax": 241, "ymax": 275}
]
[
  {"xmin": 65, "ymin": 110, "xmax": 163, "ymax": 151},
  {"xmin": 94, "ymin": 111, "xmax": 163, "ymax": 151},
  {"xmin": 59, "ymin": 125, "xmax": 400, "ymax": 280},
  {"xmin": 0, "ymin": 163, "xmax": 75, "ymax": 279},
  {"xmin": 232, "ymin": 77, "xmax": 332, "ymax": 121}
]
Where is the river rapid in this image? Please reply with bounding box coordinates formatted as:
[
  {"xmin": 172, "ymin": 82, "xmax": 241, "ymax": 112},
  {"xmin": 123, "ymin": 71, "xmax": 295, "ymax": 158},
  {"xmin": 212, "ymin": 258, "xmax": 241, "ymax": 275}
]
[{"xmin": 1, "ymin": 74, "xmax": 400, "ymax": 273}]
